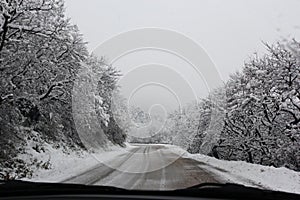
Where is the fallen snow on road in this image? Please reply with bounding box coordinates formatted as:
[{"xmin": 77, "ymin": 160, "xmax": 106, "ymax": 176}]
[
  {"xmin": 127, "ymin": 144, "xmax": 300, "ymax": 194},
  {"xmin": 183, "ymin": 151, "xmax": 300, "ymax": 195},
  {"xmin": 20, "ymin": 142, "xmax": 300, "ymax": 195}
]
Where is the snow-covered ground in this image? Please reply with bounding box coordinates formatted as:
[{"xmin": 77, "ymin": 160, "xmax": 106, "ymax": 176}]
[
  {"xmin": 18, "ymin": 133, "xmax": 134, "ymax": 182},
  {"xmin": 20, "ymin": 142, "xmax": 300, "ymax": 194},
  {"xmin": 168, "ymin": 145, "xmax": 300, "ymax": 195},
  {"xmin": 189, "ymin": 153, "xmax": 300, "ymax": 194}
]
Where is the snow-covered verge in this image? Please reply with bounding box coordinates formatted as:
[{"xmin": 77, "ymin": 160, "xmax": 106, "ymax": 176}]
[
  {"xmin": 19, "ymin": 141, "xmax": 95, "ymax": 182},
  {"xmin": 178, "ymin": 148, "xmax": 300, "ymax": 195},
  {"xmin": 0, "ymin": 129, "xmax": 131, "ymax": 182},
  {"xmin": 25, "ymin": 144, "xmax": 135, "ymax": 183}
]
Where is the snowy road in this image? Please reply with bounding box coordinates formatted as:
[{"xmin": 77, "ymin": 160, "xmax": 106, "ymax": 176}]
[{"xmin": 62, "ymin": 144, "xmax": 221, "ymax": 190}]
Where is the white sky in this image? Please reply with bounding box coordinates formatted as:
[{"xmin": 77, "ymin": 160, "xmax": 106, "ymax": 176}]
[{"xmin": 65, "ymin": 0, "xmax": 300, "ymax": 112}]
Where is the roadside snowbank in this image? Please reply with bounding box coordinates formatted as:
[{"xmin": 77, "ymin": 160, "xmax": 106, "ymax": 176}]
[
  {"xmin": 19, "ymin": 133, "xmax": 133, "ymax": 182},
  {"xmin": 183, "ymin": 151, "xmax": 300, "ymax": 194}
]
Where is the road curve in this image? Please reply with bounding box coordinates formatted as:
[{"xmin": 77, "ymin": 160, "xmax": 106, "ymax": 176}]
[{"xmin": 62, "ymin": 144, "xmax": 221, "ymax": 190}]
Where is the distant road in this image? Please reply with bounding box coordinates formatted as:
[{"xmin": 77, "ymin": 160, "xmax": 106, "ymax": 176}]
[{"xmin": 62, "ymin": 144, "xmax": 221, "ymax": 190}]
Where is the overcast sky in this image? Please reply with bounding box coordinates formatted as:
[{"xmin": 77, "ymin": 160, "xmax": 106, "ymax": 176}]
[{"xmin": 65, "ymin": 0, "xmax": 300, "ymax": 113}]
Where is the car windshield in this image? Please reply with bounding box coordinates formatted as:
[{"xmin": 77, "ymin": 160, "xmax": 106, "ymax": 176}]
[{"xmin": 0, "ymin": 0, "xmax": 299, "ymax": 195}]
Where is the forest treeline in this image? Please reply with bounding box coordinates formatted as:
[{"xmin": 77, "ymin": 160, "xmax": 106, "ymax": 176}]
[
  {"xmin": 0, "ymin": 0, "xmax": 126, "ymax": 178},
  {"xmin": 164, "ymin": 41, "xmax": 300, "ymax": 171}
]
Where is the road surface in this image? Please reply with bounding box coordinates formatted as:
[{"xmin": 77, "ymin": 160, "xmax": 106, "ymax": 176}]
[{"xmin": 62, "ymin": 144, "xmax": 221, "ymax": 190}]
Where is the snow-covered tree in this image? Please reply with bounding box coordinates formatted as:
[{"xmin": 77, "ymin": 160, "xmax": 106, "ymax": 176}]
[
  {"xmin": 0, "ymin": 0, "xmax": 127, "ymax": 179},
  {"xmin": 215, "ymin": 41, "xmax": 300, "ymax": 170},
  {"xmin": 164, "ymin": 40, "xmax": 300, "ymax": 171}
]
